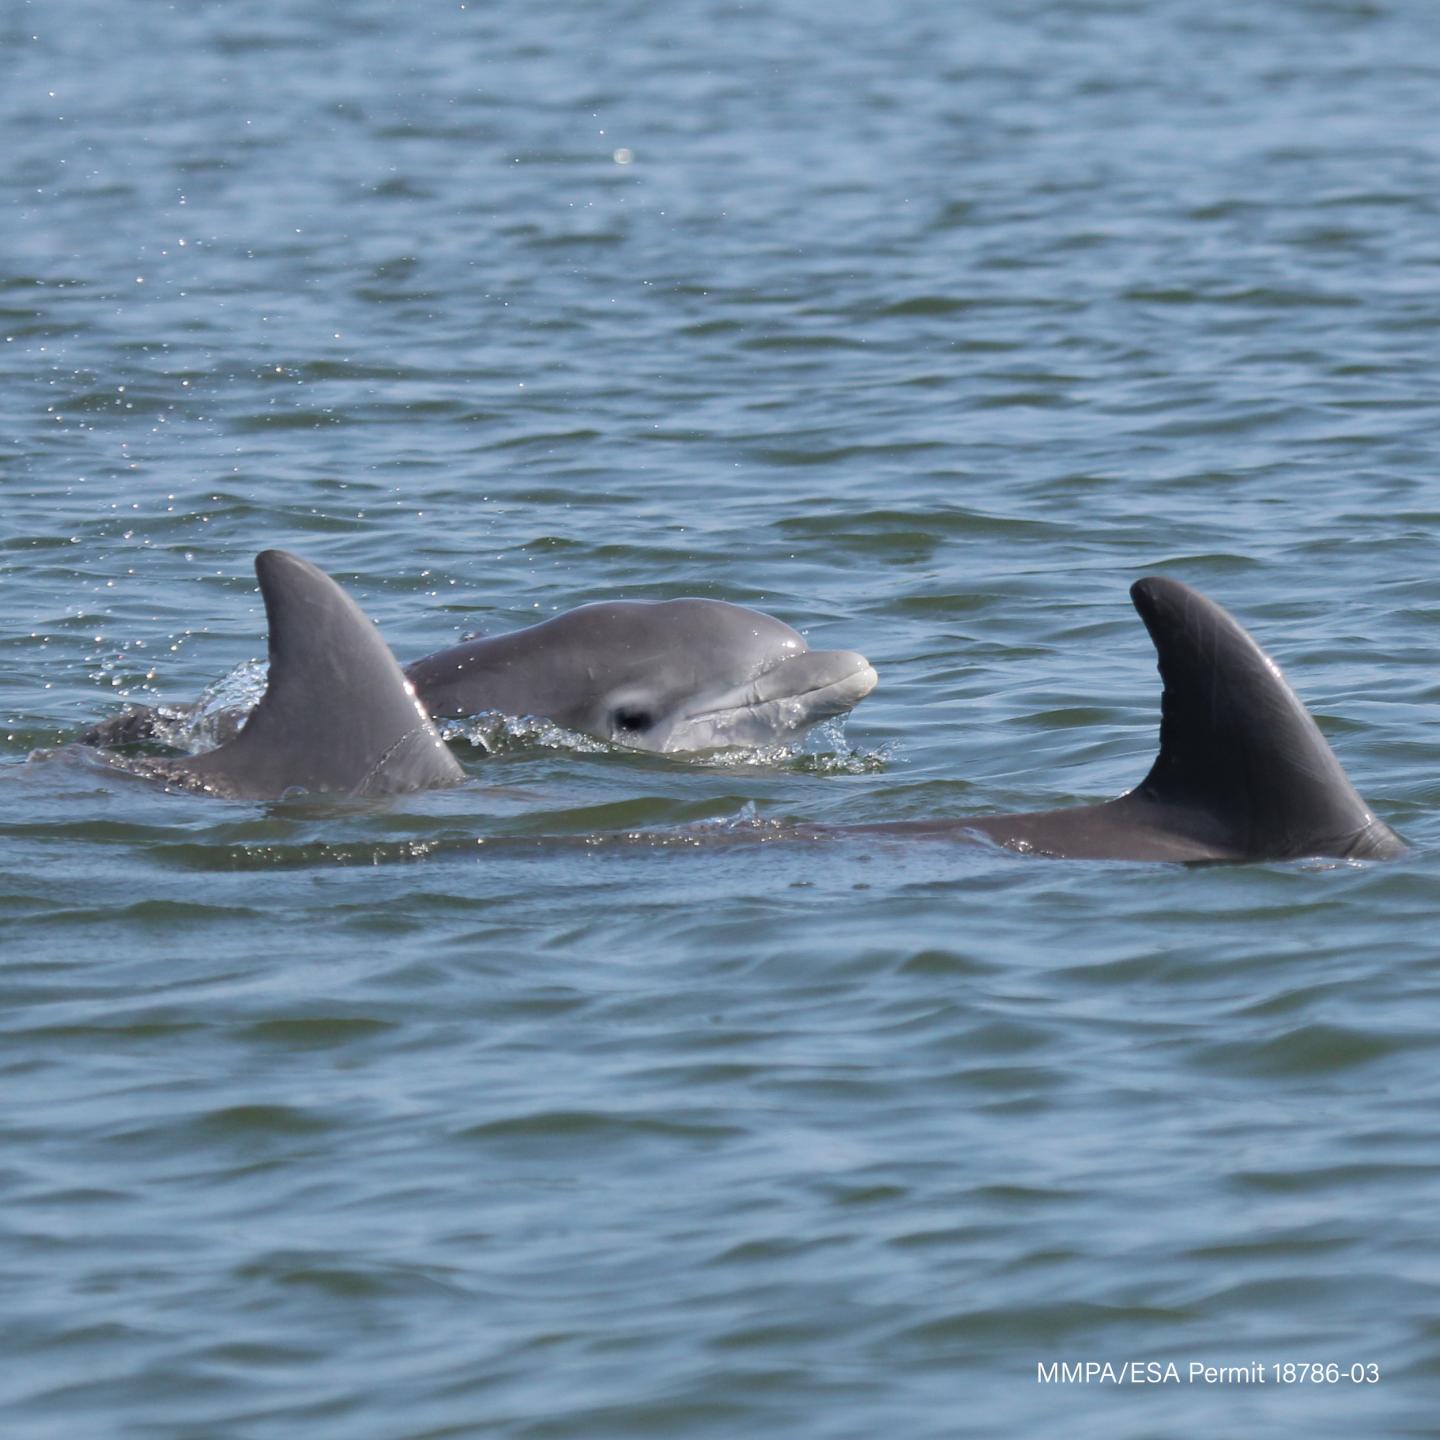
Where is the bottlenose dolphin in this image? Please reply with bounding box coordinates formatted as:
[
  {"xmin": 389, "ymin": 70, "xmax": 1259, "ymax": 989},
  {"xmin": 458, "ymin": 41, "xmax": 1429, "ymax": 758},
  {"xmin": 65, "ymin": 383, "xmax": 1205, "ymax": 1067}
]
[
  {"xmin": 110, "ymin": 550, "xmax": 462, "ymax": 799},
  {"xmin": 827, "ymin": 577, "xmax": 1404, "ymax": 862},
  {"xmin": 404, "ymin": 600, "xmax": 878, "ymax": 751},
  {"xmin": 84, "ymin": 598, "xmax": 877, "ymax": 755}
]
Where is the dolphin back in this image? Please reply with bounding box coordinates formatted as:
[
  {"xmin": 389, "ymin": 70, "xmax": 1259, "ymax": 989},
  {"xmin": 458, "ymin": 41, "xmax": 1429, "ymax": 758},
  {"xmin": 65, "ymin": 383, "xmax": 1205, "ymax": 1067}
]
[
  {"xmin": 1123, "ymin": 577, "xmax": 1403, "ymax": 860},
  {"xmin": 156, "ymin": 551, "xmax": 463, "ymax": 799}
]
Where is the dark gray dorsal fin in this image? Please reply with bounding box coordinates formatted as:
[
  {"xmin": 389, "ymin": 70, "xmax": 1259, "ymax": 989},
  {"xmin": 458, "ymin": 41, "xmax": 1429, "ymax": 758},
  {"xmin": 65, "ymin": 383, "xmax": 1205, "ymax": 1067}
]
[
  {"xmin": 1126, "ymin": 577, "xmax": 1402, "ymax": 859},
  {"xmin": 165, "ymin": 550, "xmax": 464, "ymax": 799}
]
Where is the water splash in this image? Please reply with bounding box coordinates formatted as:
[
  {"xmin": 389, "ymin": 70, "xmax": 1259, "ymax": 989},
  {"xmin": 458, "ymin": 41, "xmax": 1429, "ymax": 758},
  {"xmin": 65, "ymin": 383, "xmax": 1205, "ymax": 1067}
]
[
  {"xmin": 687, "ymin": 718, "xmax": 890, "ymax": 773},
  {"xmin": 440, "ymin": 712, "xmax": 610, "ymax": 755},
  {"xmin": 117, "ymin": 660, "xmax": 268, "ymax": 754}
]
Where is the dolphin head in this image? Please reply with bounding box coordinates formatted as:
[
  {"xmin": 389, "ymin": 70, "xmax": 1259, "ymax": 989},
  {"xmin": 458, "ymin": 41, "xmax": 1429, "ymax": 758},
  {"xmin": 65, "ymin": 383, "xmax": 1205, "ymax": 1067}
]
[{"xmin": 405, "ymin": 598, "xmax": 877, "ymax": 753}]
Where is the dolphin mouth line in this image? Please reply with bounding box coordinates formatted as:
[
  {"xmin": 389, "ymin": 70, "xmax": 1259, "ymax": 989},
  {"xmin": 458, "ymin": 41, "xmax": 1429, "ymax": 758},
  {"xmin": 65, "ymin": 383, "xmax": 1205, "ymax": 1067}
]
[
  {"xmin": 662, "ymin": 659, "xmax": 879, "ymax": 755},
  {"xmin": 683, "ymin": 659, "xmax": 878, "ymax": 722}
]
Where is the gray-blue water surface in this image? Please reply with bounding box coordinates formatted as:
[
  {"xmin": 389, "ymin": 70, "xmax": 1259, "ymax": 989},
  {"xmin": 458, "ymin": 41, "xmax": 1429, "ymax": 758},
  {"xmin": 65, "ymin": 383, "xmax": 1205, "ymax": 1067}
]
[{"xmin": 5, "ymin": 1, "xmax": 1440, "ymax": 1435}]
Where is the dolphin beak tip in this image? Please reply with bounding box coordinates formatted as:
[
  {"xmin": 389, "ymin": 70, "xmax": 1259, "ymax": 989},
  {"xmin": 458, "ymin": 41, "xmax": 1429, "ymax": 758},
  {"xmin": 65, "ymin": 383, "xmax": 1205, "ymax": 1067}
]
[
  {"xmin": 847, "ymin": 658, "xmax": 878, "ymax": 699},
  {"xmin": 821, "ymin": 652, "xmax": 878, "ymax": 704}
]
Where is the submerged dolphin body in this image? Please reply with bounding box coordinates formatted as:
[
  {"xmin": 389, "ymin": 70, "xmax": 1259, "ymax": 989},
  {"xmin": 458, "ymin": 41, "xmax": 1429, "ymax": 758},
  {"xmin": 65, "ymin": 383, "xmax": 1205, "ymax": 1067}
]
[
  {"xmin": 115, "ymin": 550, "xmax": 463, "ymax": 799},
  {"xmin": 404, "ymin": 600, "xmax": 878, "ymax": 752},
  {"xmin": 829, "ymin": 578, "xmax": 1404, "ymax": 862}
]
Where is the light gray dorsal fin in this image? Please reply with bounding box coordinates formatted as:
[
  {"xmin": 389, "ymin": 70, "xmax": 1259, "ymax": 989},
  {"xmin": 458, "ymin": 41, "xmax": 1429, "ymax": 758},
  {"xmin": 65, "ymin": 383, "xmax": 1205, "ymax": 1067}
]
[
  {"xmin": 1125, "ymin": 577, "xmax": 1402, "ymax": 860},
  {"xmin": 165, "ymin": 550, "xmax": 464, "ymax": 799}
]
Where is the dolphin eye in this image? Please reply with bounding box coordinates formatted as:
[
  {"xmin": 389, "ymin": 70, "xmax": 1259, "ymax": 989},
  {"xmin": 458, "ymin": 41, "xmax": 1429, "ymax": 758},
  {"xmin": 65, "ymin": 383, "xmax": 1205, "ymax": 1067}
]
[{"xmin": 613, "ymin": 706, "xmax": 654, "ymax": 733}]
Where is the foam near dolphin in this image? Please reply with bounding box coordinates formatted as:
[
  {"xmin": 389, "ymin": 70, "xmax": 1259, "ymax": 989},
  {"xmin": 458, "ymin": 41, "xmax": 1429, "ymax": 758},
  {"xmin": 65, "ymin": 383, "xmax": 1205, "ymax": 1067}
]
[{"xmin": 827, "ymin": 577, "xmax": 1404, "ymax": 863}]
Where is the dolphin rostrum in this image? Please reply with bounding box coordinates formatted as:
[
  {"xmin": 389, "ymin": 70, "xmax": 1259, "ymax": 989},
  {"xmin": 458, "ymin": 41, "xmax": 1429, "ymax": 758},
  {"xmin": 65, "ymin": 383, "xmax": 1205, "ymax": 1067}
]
[
  {"xmin": 114, "ymin": 550, "xmax": 463, "ymax": 799},
  {"xmin": 829, "ymin": 577, "xmax": 1404, "ymax": 862}
]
